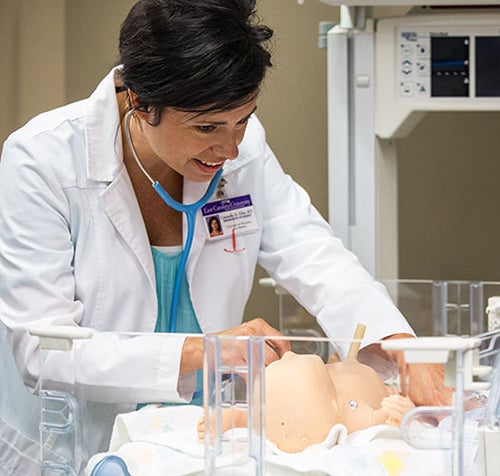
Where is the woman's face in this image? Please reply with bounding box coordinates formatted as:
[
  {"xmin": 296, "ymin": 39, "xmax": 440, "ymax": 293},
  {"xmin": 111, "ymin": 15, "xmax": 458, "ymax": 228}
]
[{"xmin": 132, "ymin": 97, "xmax": 258, "ymax": 183}]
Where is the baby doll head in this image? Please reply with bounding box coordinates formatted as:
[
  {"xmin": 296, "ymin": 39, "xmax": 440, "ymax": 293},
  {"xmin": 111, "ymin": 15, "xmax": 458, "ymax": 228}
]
[{"xmin": 265, "ymin": 351, "xmax": 341, "ymax": 453}]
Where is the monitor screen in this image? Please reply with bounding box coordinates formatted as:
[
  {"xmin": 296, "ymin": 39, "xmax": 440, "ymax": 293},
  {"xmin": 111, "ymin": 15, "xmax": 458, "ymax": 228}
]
[
  {"xmin": 431, "ymin": 36, "xmax": 469, "ymax": 97},
  {"xmin": 476, "ymin": 36, "xmax": 500, "ymax": 97}
]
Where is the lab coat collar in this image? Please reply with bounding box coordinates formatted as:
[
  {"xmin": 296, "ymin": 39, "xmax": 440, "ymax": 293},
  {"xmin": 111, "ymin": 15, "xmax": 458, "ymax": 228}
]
[{"xmin": 85, "ymin": 67, "xmax": 124, "ymax": 183}]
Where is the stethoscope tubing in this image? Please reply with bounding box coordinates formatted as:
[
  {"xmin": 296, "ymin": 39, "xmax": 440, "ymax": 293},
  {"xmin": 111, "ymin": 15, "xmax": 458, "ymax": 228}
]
[{"xmin": 125, "ymin": 108, "xmax": 223, "ymax": 332}]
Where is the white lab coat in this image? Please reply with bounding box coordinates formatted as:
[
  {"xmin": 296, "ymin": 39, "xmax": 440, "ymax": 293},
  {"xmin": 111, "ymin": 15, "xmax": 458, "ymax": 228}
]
[{"xmin": 0, "ymin": 68, "xmax": 413, "ymax": 472}]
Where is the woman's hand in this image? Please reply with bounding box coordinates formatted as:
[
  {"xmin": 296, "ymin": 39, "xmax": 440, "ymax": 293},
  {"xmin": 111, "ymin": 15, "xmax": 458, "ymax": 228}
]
[
  {"xmin": 402, "ymin": 361, "xmax": 454, "ymax": 407},
  {"xmin": 359, "ymin": 333, "xmax": 453, "ymax": 407},
  {"xmin": 216, "ymin": 317, "xmax": 291, "ymax": 368},
  {"xmin": 383, "ymin": 334, "xmax": 454, "ymax": 407},
  {"xmin": 180, "ymin": 318, "xmax": 290, "ymax": 374}
]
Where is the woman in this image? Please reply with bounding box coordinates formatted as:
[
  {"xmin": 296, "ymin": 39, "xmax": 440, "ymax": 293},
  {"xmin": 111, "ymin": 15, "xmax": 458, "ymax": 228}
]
[
  {"xmin": 0, "ymin": 0, "xmax": 444, "ymax": 473},
  {"xmin": 207, "ymin": 216, "xmax": 224, "ymax": 237}
]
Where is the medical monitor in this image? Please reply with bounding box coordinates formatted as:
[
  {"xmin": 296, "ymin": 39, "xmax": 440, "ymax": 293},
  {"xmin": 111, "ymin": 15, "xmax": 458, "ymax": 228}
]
[
  {"xmin": 375, "ymin": 11, "xmax": 500, "ymax": 137},
  {"xmin": 399, "ymin": 25, "xmax": 500, "ymax": 99}
]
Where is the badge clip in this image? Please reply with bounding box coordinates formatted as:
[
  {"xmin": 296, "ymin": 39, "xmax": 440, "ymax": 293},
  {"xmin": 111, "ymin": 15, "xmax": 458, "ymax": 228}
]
[
  {"xmin": 216, "ymin": 177, "xmax": 228, "ymax": 199},
  {"xmin": 224, "ymin": 228, "xmax": 246, "ymax": 253}
]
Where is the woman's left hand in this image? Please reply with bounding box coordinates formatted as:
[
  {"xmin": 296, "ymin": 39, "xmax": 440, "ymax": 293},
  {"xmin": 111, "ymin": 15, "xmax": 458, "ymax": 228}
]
[
  {"xmin": 383, "ymin": 333, "xmax": 453, "ymax": 407},
  {"xmin": 404, "ymin": 362, "xmax": 453, "ymax": 406},
  {"xmin": 359, "ymin": 333, "xmax": 453, "ymax": 407}
]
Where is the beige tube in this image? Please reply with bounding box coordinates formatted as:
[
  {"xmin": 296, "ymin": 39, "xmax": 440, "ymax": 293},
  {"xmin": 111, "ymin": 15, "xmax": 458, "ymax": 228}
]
[{"xmin": 346, "ymin": 323, "xmax": 367, "ymax": 360}]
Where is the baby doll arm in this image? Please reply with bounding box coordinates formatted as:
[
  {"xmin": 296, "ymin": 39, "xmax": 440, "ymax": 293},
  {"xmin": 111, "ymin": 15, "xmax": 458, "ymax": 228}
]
[{"xmin": 197, "ymin": 407, "xmax": 249, "ymax": 442}]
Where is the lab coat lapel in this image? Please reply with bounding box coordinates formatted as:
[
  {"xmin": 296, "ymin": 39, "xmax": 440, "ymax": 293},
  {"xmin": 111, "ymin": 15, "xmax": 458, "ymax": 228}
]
[
  {"xmin": 100, "ymin": 167, "xmax": 156, "ymax": 289},
  {"xmin": 84, "ymin": 68, "xmax": 155, "ymax": 290}
]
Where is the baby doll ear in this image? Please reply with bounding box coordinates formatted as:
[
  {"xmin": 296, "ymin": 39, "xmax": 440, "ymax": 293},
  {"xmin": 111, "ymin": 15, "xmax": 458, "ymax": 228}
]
[{"xmin": 327, "ymin": 351, "xmax": 341, "ymax": 364}]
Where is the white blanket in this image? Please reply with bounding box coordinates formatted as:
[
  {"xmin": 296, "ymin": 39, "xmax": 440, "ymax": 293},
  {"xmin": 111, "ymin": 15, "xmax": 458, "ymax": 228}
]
[{"xmin": 86, "ymin": 405, "xmax": 478, "ymax": 476}]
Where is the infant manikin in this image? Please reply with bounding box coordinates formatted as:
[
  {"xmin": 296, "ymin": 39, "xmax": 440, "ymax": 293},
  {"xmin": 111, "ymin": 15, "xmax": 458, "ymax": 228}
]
[
  {"xmin": 198, "ymin": 351, "xmax": 415, "ymax": 453},
  {"xmin": 266, "ymin": 352, "xmax": 414, "ymax": 452}
]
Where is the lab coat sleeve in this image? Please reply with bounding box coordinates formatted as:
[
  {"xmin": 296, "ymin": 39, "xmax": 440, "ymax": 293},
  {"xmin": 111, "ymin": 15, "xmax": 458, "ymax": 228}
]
[
  {"xmin": 256, "ymin": 142, "xmax": 414, "ymax": 357},
  {"xmin": 0, "ymin": 135, "xmax": 188, "ymax": 403}
]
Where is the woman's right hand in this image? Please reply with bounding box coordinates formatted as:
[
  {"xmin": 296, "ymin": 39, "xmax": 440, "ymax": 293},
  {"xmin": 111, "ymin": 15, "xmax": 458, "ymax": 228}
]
[
  {"xmin": 180, "ymin": 318, "xmax": 290, "ymax": 374},
  {"xmin": 217, "ymin": 317, "xmax": 290, "ymax": 367}
]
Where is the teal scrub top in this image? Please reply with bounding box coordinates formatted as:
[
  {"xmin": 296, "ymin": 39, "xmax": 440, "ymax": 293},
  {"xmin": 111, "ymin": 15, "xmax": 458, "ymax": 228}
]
[{"xmin": 151, "ymin": 246, "xmax": 203, "ymax": 405}]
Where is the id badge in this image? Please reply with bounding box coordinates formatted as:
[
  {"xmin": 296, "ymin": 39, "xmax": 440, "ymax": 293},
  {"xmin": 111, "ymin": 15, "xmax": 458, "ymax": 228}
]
[{"xmin": 201, "ymin": 194, "xmax": 259, "ymax": 240}]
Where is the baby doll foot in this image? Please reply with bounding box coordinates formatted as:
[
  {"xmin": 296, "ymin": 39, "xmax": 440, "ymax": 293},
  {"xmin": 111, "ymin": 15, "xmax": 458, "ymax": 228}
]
[{"xmin": 381, "ymin": 394, "xmax": 415, "ymax": 426}]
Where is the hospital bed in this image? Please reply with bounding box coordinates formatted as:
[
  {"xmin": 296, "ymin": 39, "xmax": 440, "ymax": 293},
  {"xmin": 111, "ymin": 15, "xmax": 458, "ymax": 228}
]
[{"xmin": 0, "ymin": 279, "xmax": 495, "ymax": 476}]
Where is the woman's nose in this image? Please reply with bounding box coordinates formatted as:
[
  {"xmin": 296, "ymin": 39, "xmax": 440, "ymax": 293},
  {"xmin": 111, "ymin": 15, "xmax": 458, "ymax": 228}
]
[{"xmin": 212, "ymin": 132, "xmax": 240, "ymax": 160}]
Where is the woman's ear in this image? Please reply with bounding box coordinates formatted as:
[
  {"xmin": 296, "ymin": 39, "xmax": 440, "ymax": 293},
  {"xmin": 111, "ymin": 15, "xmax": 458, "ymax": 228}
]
[
  {"xmin": 128, "ymin": 90, "xmax": 156, "ymax": 123},
  {"xmin": 128, "ymin": 89, "xmax": 141, "ymax": 109}
]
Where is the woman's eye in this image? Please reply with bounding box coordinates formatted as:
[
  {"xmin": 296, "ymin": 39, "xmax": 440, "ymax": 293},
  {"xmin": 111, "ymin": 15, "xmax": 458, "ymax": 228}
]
[
  {"xmin": 237, "ymin": 118, "xmax": 249, "ymax": 127},
  {"xmin": 196, "ymin": 125, "xmax": 216, "ymax": 133}
]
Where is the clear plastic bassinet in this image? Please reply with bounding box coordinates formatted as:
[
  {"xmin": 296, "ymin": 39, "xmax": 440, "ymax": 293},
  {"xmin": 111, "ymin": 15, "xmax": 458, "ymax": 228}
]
[
  {"xmin": 3, "ymin": 278, "xmax": 498, "ymax": 475},
  {"xmin": 30, "ymin": 328, "xmax": 499, "ymax": 476}
]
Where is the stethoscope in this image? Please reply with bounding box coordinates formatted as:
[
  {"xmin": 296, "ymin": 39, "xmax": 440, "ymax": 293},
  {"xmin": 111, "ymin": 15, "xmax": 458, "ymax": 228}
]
[{"xmin": 125, "ymin": 108, "xmax": 223, "ymax": 332}]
